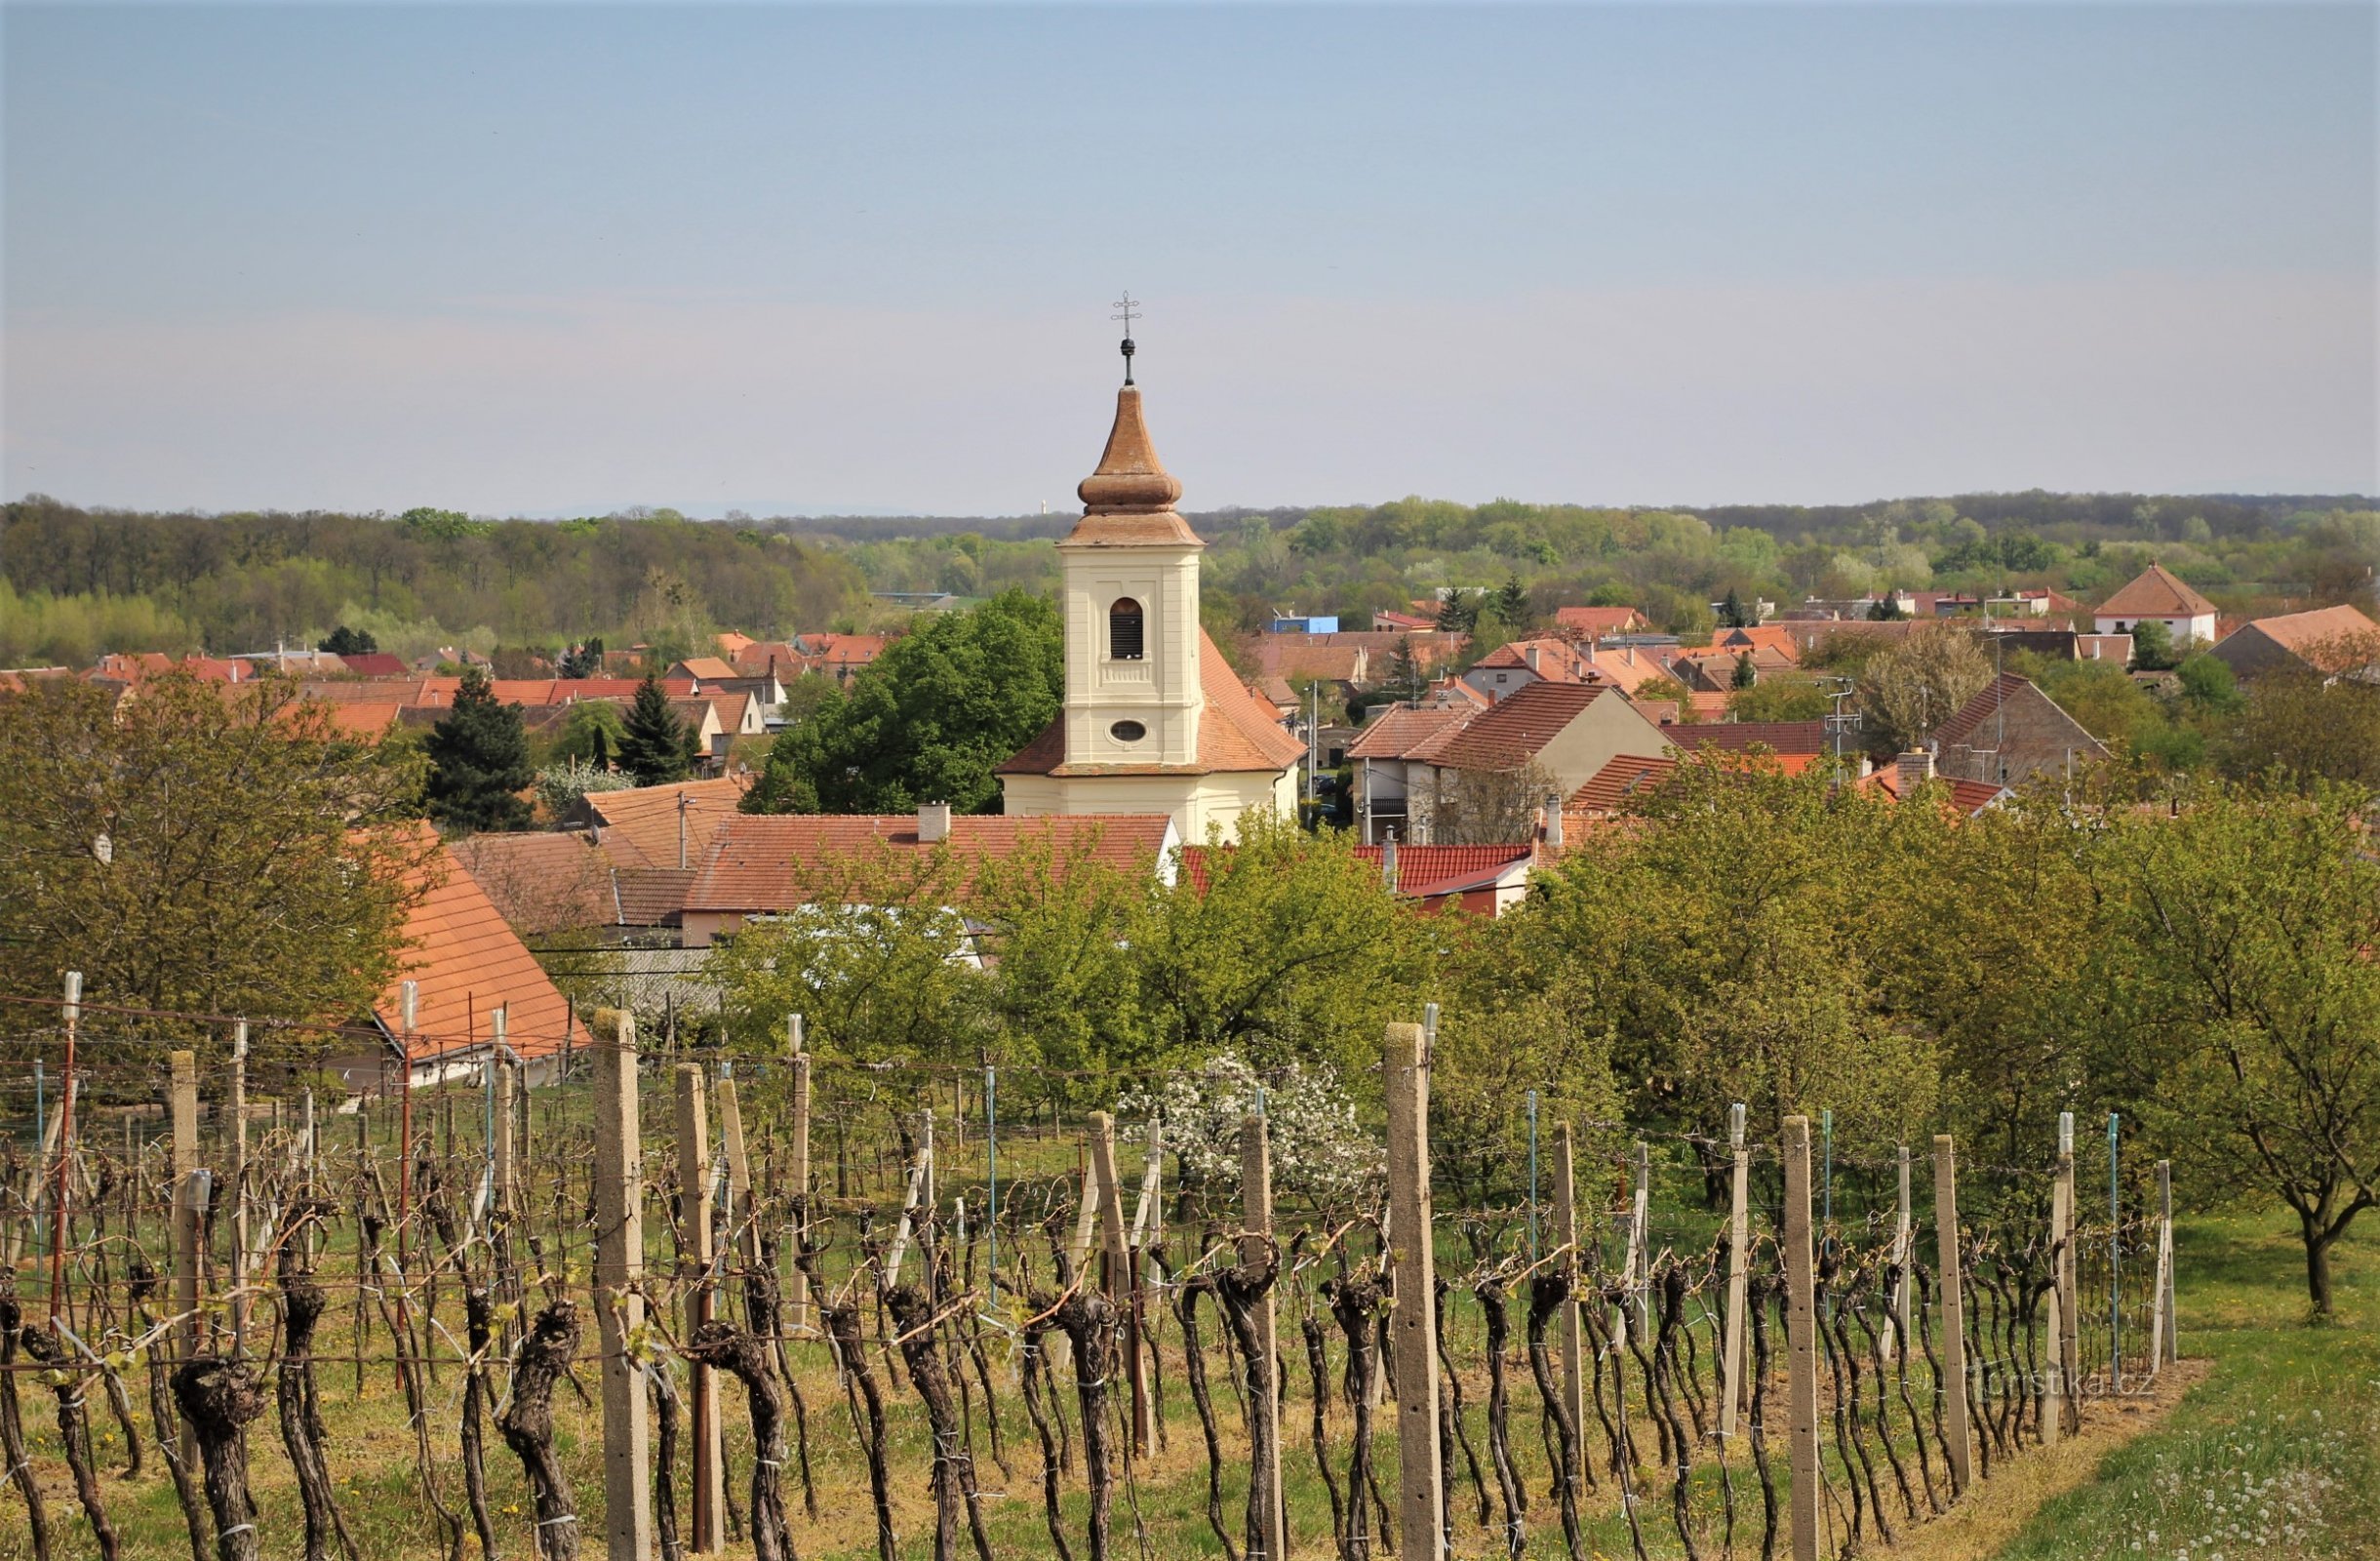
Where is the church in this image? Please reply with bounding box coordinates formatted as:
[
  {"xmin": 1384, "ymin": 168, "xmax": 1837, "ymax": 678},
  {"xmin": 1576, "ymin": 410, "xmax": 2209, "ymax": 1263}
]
[{"xmin": 995, "ymin": 368, "xmax": 1303, "ymax": 844}]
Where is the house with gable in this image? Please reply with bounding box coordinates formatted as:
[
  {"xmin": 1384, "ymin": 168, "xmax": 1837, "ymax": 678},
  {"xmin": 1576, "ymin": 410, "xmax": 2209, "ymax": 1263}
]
[
  {"xmin": 2093, "ymin": 564, "xmax": 2218, "ymax": 649},
  {"xmin": 2210, "ymin": 603, "xmax": 2380, "ymax": 682},
  {"xmin": 1930, "ymin": 673, "xmax": 2108, "ymax": 786},
  {"xmin": 1407, "ymin": 680, "xmax": 1675, "ymax": 844}
]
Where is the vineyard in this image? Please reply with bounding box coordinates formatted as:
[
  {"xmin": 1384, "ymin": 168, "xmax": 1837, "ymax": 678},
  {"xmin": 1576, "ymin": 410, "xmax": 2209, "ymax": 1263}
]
[{"xmin": 0, "ymin": 991, "xmax": 2185, "ymax": 1561}]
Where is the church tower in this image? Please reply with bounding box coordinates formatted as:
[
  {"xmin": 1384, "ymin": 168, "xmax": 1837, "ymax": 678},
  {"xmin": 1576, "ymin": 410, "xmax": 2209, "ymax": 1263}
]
[
  {"xmin": 996, "ymin": 340, "xmax": 1304, "ymax": 843},
  {"xmin": 1057, "ymin": 384, "xmax": 1205, "ymax": 768}
]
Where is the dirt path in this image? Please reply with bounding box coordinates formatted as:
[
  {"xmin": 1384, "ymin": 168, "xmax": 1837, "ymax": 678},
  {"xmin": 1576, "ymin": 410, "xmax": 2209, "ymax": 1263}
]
[{"xmin": 1879, "ymin": 1358, "xmax": 2207, "ymax": 1561}]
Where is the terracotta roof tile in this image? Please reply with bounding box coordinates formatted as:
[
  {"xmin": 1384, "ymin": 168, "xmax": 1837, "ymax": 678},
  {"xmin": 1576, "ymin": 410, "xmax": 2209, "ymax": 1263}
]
[
  {"xmin": 687, "ymin": 814, "xmax": 1175, "ymax": 913},
  {"xmin": 2232, "ymin": 604, "xmax": 2380, "ymax": 667},
  {"xmin": 2097, "ymin": 564, "xmax": 2218, "ymax": 619},
  {"xmin": 1426, "ymin": 681, "xmax": 1610, "ymax": 771},
  {"xmin": 448, "ymin": 831, "xmax": 615, "ymax": 936},
  {"xmin": 1346, "ymin": 704, "xmax": 1475, "ymax": 761},
  {"xmin": 1671, "ymin": 720, "xmax": 1828, "ymax": 756},
  {"xmin": 377, "ymin": 839, "xmax": 576, "ymax": 1061},
  {"xmin": 577, "ymin": 777, "xmax": 755, "ymax": 869},
  {"xmin": 1567, "ymin": 754, "xmax": 1683, "ymax": 814}
]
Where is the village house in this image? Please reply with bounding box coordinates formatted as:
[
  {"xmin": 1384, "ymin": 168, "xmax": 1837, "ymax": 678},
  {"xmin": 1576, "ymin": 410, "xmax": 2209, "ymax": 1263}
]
[
  {"xmin": 1929, "ymin": 672, "xmax": 2109, "ymax": 786},
  {"xmin": 339, "ymin": 833, "xmax": 579, "ymax": 1091},
  {"xmin": 2092, "ymin": 563, "xmax": 2219, "ymax": 648},
  {"xmin": 1406, "ymin": 680, "xmax": 1676, "ymax": 844},
  {"xmin": 2209, "ymin": 603, "xmax": 2380, "ymax": 681}
]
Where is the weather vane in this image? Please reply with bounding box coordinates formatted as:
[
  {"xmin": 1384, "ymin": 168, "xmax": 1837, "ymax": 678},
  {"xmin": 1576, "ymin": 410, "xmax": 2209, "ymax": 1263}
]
[{"xmin": 1112, "ymin": 292, "xmax": 1140, "ymax": 385}]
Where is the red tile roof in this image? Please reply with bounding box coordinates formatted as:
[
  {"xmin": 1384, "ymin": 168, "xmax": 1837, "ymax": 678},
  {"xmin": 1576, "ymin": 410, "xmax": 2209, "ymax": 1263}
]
[
  {"xmin": 1567, "ymin": 754, "xmax": 1683, "ymax": 815},
  {"xmin": 337, "ymin": 654, "xmax": 409, "ymax": 678},
  {"xmin": 377, "ymin": 838, "xmax": 575, "ymax": 1061},
  {"xmin": 1345, "ymin": 704, "xmax": 1474, "ymax": 761},
  {"xmin": 576, "ymin": 776, "xmax": 755, "ymax": 869},
  {"xmin": 448, "ymin": 831, "xmax": 616, "ymax": 937},
  {"xmin": 1670, "ymin": 720, "xmax": 1828, "ymax": 756},
  {"xmin": 687, "ymin": 813, "xmax": 1176, "ymax": 913},
  {"xmin": 1426, "ymin": 680, "xmax": 1612, "ymax": 771},
  {"xmin": 1361, "ymin": 843, "xmax": 1536, "ymax": 900},
  {"xmin": 1552, "ymin": 606, "xmax": 1647, "ymax": 638},
  {"xmin": 2097, "ymin": 564, "xmax": 2217, "ymax": 619},
  {"xmin": 1933, "ymin": 672, "xmax": 2037, "ymax": 749},
  {"xmin": 2231, "ymin": 604, "xmax": 2380, "ymax": 668},
  {"xmin": 670, "ymin": 657, "xmax": 742, "ymax": 682}
]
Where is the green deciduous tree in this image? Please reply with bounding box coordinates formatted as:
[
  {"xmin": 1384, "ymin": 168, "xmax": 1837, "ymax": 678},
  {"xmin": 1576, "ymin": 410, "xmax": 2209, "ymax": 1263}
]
[
  {"xmin": 1135, "ymin": 812, "xmax": 1427, "ymax": 1077},
  {"xmin": 0, "ymin": 672, "xmax": 430, "ymax": 1071},
  {"xmin": 2087, "ymin": 780, "xmax": 2380, "ymax": 1316},
  {"xmin": 618, "ymin": 674, "xmax": 697, "ymax": 785},
  {"xmin": 424, "ymin": 667, "xmax": 535, "ymax": 831},
  {"xmin": 1857, "ymin": 620, "xmax": 1991, "ymax": 752},
  {"xmin": 746, "ymin": 590, "xmax": 1062, "ymax": 815}
]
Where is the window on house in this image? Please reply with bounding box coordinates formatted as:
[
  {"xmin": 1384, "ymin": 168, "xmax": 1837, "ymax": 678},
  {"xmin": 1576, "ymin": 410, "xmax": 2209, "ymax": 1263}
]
[{"xmin": 1110, "ymin": 598, "xmax": 1144, "ymax": 660}]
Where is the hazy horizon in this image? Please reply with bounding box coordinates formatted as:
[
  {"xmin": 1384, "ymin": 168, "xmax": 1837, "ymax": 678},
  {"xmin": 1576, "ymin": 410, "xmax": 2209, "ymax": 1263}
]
[{"xmin": 7, "ymin": 4, "xmax": 2374, "ymax": 515}]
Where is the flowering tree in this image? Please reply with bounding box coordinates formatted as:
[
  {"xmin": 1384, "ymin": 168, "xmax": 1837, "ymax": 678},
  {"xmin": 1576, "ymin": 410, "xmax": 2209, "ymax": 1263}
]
[{"xmin": 1118, "ymin": 1051, "xmax": 1380, "ymax": 1210}]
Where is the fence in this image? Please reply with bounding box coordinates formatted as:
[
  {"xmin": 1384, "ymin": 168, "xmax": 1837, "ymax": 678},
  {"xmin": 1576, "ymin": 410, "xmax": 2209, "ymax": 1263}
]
[{"xmin": 0, "ymin": 989, "xmax": 2182, "ymax": 1561}]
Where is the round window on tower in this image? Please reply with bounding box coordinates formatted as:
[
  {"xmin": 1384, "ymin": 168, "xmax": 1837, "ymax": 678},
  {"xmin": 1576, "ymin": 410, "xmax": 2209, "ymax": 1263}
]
[{"xmin": 1110, "ymin": 720, "xmax": 1147, "ymax": 743}]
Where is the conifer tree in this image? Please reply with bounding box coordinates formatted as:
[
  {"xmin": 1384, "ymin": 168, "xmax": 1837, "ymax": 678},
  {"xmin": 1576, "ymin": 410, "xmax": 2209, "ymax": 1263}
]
[
  {"xmin": 618, "ymin": 673, "xmax": 696, "ymax": 785},
  {"xmin": 424, "ymin": 666, "xmax": 535, "ymax": 831},
  {"xmin": 1732, "ymin": 652, "xmax": 1758, "ymax": 690}
]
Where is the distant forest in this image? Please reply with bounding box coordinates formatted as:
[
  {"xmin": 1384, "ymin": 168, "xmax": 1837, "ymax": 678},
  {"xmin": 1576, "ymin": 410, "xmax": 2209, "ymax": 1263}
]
[{"xmin": 3, "ymin": 489, "xmax": 2374, "ymax": 669}]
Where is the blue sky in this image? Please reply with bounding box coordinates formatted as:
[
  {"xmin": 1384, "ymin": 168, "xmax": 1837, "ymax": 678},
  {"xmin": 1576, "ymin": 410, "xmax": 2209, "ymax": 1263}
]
[{"xmin": 5, "ymin": 3, "xmax": 2373, "ymax": 515}]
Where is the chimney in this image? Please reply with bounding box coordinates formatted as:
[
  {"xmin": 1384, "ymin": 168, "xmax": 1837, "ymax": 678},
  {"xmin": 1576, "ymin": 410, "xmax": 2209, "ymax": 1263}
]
[
  {"xmin": 1381, "ymin": 829, "xmax": 1400, "ymax": 892},
  {"xmin": 1544, "ymin": 793, "xmax": 1565, "ymax": 851},
  {"xmin": 1856, "ymin": 754, "xmax": 1873, "ymax": 779},
  {"xmin": 1897, "ymin": 750, "xmax": 1934, "ymax": 793},
  {"xmin": 1626, "ymin": 644, "xmax": 1636, "ymax": 666},
  {"xmin": 677, "ymin": 790, "xmax": 691, "ymax": 869},
  {"xmin": 918, "ymin": 800, "xmax": 952, "ymax": 844},
  {"xmin": 1525, "ymin": 644, "xmax": 1541, "ymax": 673}
]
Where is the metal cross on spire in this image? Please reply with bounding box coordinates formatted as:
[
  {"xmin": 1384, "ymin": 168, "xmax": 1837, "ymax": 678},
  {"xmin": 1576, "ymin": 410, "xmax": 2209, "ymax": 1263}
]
[{"xmin": 1112, "ymin": 292, "xmax": 1140, "ymax": 385}]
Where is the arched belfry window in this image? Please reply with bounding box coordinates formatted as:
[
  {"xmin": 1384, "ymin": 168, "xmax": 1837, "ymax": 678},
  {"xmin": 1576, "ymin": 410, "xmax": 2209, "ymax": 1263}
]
[{"xmin": 1109, "ymin": 597, "xmax": 1145, "ymax": 660}]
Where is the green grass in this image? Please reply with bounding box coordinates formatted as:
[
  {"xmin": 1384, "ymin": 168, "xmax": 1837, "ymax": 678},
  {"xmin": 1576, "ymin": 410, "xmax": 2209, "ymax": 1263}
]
[{"xmin": 1981, "ymin": 1208, "xmax": 2379, "ymax": 1561}]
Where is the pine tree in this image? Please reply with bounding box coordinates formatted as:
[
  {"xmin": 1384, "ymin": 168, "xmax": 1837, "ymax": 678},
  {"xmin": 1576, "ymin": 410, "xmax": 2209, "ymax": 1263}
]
[
  {"xmin": 618, "ymin": 674, "xmax": 695, "ymax": 785},
  {"xmin": 1721, "ymin": 588, "xmax": 1749, "ymax": 629},
  {"xmin": 1732, "ymin": 652, "xmax": 1758, "ymax": 690},
  {"xmin": 319, "ymin": 624, "xmax": 378, "ymax": 657},
  {"xmin": 558, "ymin": 637, "xmax": 605, "ymax": 680},
  {"xmin": 1493, "ymin": 574, "xmax": 1530, "ymax": 626},
  {"xmin": 424, "ymin": 667, "xmax": 534, "ymax": 831}
]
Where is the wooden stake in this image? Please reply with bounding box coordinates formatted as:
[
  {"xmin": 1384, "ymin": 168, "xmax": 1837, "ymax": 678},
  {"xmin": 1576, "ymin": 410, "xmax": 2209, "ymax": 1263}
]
[
  {"xmin": 46, "ymin": 971, "xmax": 81, "ymax": 1329},
  {"xmin": 1782, "ymin": 1115, "xmax": 1820, "ymax": 1561},
  {"xmin": 1721, "ymin": 1102, "xmax": 1750, "ymax": 1436},
  {"xmin": 1129, "ymin": 1120, "xmax": 1164, "ymax": 1453},
  {"xmin": 1552, "ymin": 1121, "xmax": 1588, "ymax": 1487},
  {"xmin": 676, "ymin": 1064, "xmax": 724, "ymax": 1552},
  {"xmin": 1384, "ymin": 1021, "xmax": 1444, "ymax": 1561},
  {"xmin": 787, "ymin": 1016, "xmax": 811, "ymax": 1333},
  {"xmin": 1892, "ymin": 1144, "xmax": 1914, "ymax": 1364},
  {"xmin": 591, "ymin": 1012, "xmax": 653, "ymax": 1561},
  {"xmin": 2149, "ymin": 1159, "xmax": 2174, "ymax": 1376},
  {"xmin": 1242, "ymin": 1112, "xmax": 1288, "ymax": 1561},
  {"xmin": 1088, "ymin": 1112, "xmax": 1146, "ymax": 1457},
  {"xmin": 1933, "ymin": 1134, "xmax": 1974, "ymax": 1495},
  {"xmin": 228, "ymin": 1020, "xmax": 250, "ymax": 1353},
  {"xmin": 171, "ymin": 1050, "xmax": 202, "ymax": 1356},
  {"xmin": 2046, "ymin": 1112, "xmax": 2073, "ymax": 1443}
]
